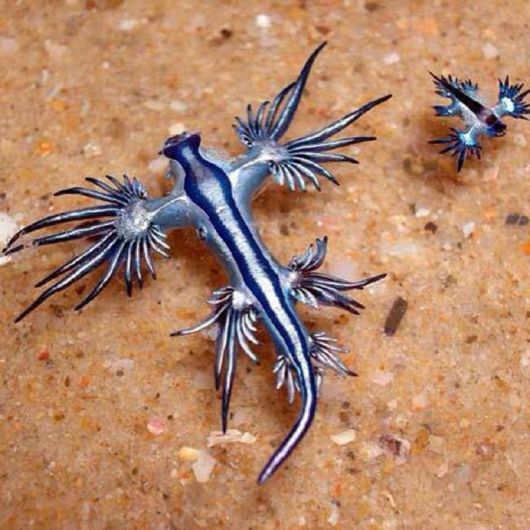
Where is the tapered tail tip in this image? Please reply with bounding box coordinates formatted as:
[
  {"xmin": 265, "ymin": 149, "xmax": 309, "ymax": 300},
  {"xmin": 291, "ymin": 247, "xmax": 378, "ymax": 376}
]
[
  {"xmin": 257, "ymin": 468, "xmax": 271, "ymax": 485},
  {"xmin": 14, "ymin": 309, "xmax": 29, "ymax": 324}
]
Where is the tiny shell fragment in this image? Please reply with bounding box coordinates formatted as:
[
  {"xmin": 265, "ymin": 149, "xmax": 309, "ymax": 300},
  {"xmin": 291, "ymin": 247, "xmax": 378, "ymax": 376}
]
[
  {"xmin": 372, "ymin": 370, "xmax": 394, "ymax": 386},
  {"xmin": 192, "ymin": 450, "xmax": 216, "ymax": 483},
  {"xmin": 435, "ymin": 462, "xmax": 449, "ymax": 478},
  {"xmin": 411, "ymin": 392, "xmax": 429, "ymax": 411},
  {"xmin": 327, "ymin": 503, "xmax": 340, "ymax": 526},
  {"xmin": 177, "ymin": 446, "xmax": 199, "ymax": 462},
  {"xmin": 255, "ymin": 14, "xmax": 271, "ymax": 28},
  {"xmin": 360, "ymin": 441, "xmax": 384, "ymax": 462},
  {"xmin": 147, "ymin": 418, "xmax": 166, "ymax": 436},
  {"xmin": 82, "ymin": 142, "xmax": 102, "ymax": 157},
  {"xmin": 118, "ymin": 18, "xmax": 147, "ymax": 31},
  {"xmin": 0, "ymin": 213, "xmax": 18, "ymax": 266},
  {"xmin": 383, "ymin": 52, "xmax": 400, "ymax": 65},
  {"xmin": 330, "ymin": 429, "xmax": 356, "ymax": 446},
  {"xmin": 168, "ymin": 122, "xmax": 186, "ymax": 136},
  {"xmin": 207, "ymin": 429, "xmax": 257, "ymax": 447},
  {"xmin": 520, "ymin": 350, "xmax": 530, "ymax": 369},
  {"xmin": 461, "ymin": 221, "xmax": 475, "ymax": 238},
  {"xmin": 482, "ymin": 41, "xmax": 499, "ymax": 59},
  {"xmin": 415, "ymin": 207, "xmax": 430, "ymax": 218}
]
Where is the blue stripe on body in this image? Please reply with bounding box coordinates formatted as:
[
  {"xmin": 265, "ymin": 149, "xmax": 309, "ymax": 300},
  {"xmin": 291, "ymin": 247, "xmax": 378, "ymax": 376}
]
[{"xmin": 182, "ymin": 153, "xmax": 307, "ymax": 362}]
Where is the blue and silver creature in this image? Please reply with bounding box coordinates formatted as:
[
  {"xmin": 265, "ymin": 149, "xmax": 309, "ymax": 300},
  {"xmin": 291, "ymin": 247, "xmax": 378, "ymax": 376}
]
[
  {"xmin": 430, "ymin": 73, "xmax": 529, "ymax": 171},
  {"xmin": 3, "ymin": 43, "xmax": 391, "ymax": 483}
]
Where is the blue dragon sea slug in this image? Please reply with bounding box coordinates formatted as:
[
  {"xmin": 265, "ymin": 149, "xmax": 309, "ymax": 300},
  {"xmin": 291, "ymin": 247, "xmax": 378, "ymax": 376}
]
[
  {"xmin": 3, "ymin": 43, "xmax": 391, "ymax": 483},
  {"xmin": 429, "ymin": 72, "xmax": 529, "ymax": 171}
]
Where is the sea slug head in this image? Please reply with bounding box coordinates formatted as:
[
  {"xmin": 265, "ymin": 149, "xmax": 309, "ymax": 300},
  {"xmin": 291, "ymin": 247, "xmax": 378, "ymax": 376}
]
[
  {"xmin": 485, "ymin": 115, "xmax": 507, "ymax": 137},
  {"xmin": 161, "ymin": 132, "xmax": 202, "ymax": 160}
]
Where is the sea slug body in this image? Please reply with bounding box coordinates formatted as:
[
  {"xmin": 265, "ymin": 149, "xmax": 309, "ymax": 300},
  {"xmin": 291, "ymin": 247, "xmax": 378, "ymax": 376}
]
[{"xmin": 3, "ymin": 43, "xmax": 391, "ymax": 483}]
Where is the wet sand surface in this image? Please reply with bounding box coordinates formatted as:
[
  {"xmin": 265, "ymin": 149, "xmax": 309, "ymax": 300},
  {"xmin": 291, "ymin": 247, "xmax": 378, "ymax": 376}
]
[{"xmin": 0, "ymin": 1, "xmax": 529, "ymax": 528}]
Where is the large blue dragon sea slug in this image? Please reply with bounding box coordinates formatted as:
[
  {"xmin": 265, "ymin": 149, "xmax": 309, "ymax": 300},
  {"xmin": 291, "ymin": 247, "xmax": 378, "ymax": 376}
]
[
  {"xmin": 3, "ymin": 43, "xmax": 391, "ymax": 483},
  {"xmin": 429, "ymin": 72, "xmax": 529, "ymax": 171}
]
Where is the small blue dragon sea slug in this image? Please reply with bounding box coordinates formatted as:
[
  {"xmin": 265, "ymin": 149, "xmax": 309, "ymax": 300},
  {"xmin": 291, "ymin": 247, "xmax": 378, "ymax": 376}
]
[
  {"xmin": 430, "ymin": 72, "xmax": 529, "ymax": 171},
  {"xmin": 3, "ymin": 43, "xmax": 391, "ymax": 483}
]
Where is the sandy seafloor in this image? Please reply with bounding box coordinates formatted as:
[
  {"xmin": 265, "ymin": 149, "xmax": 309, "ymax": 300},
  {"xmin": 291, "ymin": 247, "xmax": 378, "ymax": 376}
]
[{"xmin": 0, "ymin": 1, "xmax": 529, "ymax": 528}]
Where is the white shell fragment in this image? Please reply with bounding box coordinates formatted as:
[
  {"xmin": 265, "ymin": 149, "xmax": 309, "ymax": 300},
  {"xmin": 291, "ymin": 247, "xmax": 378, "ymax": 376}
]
[
  {"xmin": 330, "ymin": 429, "xmax": 357, "ymax": 446},
  {"xmin": 207, "ymin": 429, "xmax": 257, "ymax": 447},
  {"xmin": 0, "ymin": 212, "xmax": 18, "ymax": 267},
  {"xmin": 177, "ymin": 446, "xmax": 200, "ymax": 462},
  {"xmin": 192, "ymin": 450, "xmax": 217, "ymax": 483}
]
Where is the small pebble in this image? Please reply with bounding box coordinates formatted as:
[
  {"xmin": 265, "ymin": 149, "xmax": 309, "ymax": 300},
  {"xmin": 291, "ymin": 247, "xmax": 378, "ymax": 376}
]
[
  {"xmin": 505, "ymin": 213, "xmax": 529, "ymax": 226},
  {"xmin": 379, "ymin": 434, "xmax": 411, "ymax": 465},
  {"xmin": 35, "ymin": 139, "xmax": 55, "ymax": 157},
  {"xmin": 384, "ymin": 297, "xmax": 408, "ymax": 336},
  {"xmin": 424, "ymin": 221, "xmax": 438, "ymax": 233},
  {"xmin": 38, "ymin": 350, "xmax": 50, "ymax": 361}
]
